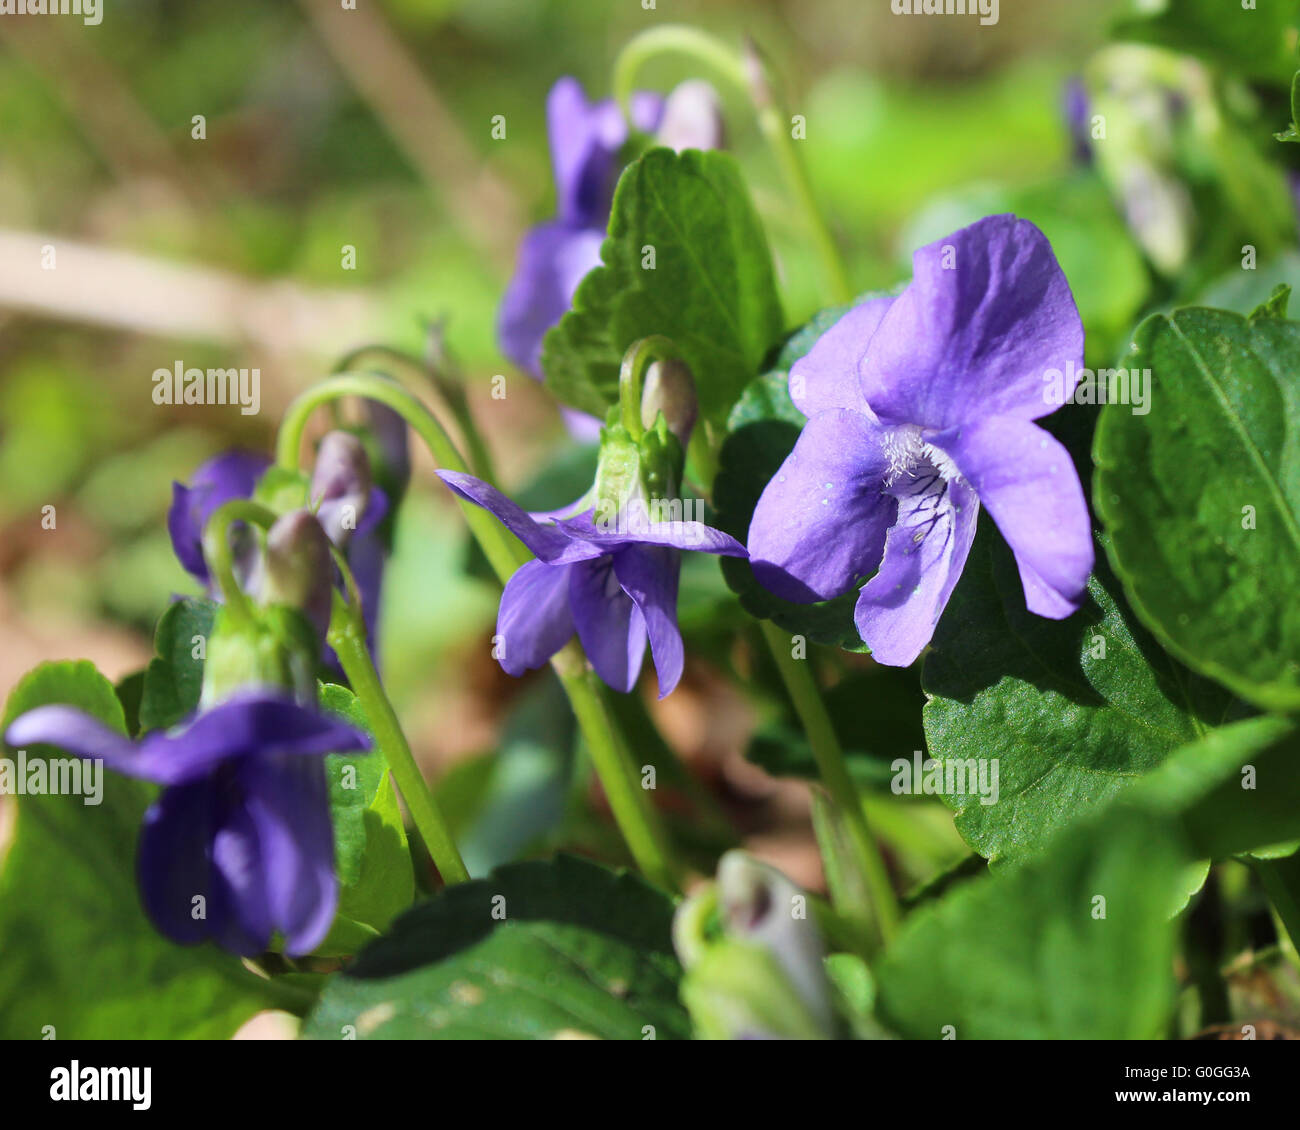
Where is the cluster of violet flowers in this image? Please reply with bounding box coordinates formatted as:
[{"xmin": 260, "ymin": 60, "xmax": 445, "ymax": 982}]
[
  {"xmin": 2, "ymin": 70, "xmax": 1092, "ymax": 962},
  {"xmin": 4, "ymin": 417, "xmax": 406, "ymax": 955}
]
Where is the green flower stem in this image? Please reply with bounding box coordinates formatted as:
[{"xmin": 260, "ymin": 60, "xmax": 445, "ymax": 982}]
[
  {"xmin": 329, "ymin": 605, "xmax": 470, "ymax": 886},
  {"xmin": 551, "ymin": 641, "xmax": 680, "ymax": 893},
  {"xmin": 201, "ymin": 501, "xmax": 262, "ymax": 627},
  {"xmin": 277, "ymin": 373, "xmax": 530, "ymax": 583},
  {"xmin": 752, "ymin": 96, "xmax": 852, "ymax": 304},
  {"xmin": 611, "ymin": 24, "xmax": 851, "ymax": 304},
  {"xmin": 332, "ymin": 344, "xmax": 498, "ymax": 483},
  {"xmin": 276, "ymin": 373, "xmax": 681, "ymax": 893},
  {"xmin": 758, "ymin": 620, "xmax": 900, "ymax": 947},
  {"xmin": 202, "ymin": 497, "xmax": 470, "ymax": 885},
  {"xmin": 1251, "ymin": 855, "xmax": 1300, "ymax": 971},
  {"xmin": 618, "ymin": 334, "xmax": 677, "ymax": 439}
]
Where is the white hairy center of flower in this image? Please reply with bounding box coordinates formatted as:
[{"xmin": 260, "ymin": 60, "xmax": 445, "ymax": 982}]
[{"xmin": 882, "ymin": 425, "xmax": 964, "ymax": 488}]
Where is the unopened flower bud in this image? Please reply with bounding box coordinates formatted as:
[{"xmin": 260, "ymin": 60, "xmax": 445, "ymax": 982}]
[
  {"xmin": 311, "ymin": 431, "xmax": 372, "ymax": 548},
  {"xmin": 674, "ymin": 851, "xmax": 836, "ymax": 1039},
  {"xmin": 640, "ymin": 359, "xmax": 697, "ymax": 446},
  {"xmin": 656, "ymin": 80, "xmax": 726, "ymax": 153},
  {"xmin": 716, "ymin": 851, "xmax": 834, "ymax": 1032},
  {"xmin": 262, "ymin": 509, "xmax": 334, "ymax": 644}
]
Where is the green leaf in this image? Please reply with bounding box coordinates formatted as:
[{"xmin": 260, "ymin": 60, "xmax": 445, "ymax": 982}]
[
  {"xmin": 879, "ymin": 715, "xmax": 1300, "ymax": 1039},
  {"xmin": 1249, "ymin": 849, "xmax": 1300, "ymax": 953},
  {"xmin": 138, "ymin": 596, "xmax": 217, "ymax": 733},
  {"xmin": 303, "ymin": 855, "xmax": 688, "ymax": 1039},
  {"xmin": 445, "ymin": 673, "xmax": 577, "ymax": 876},
  {"xmin": 876, "ymin": 808, "xmax": 1186, "ymax": 1039},
  {"xmin": 1113, "ymin": 0, "xmax": 1300, "ymax": 84},
  {"xmin": 1281, "ymin": 71, "xmax": 1300, "ymax": 141},
  {"xmin": 1250, "ymin": 284, "xmax": 1293, "ymax": 321},
  {"xmin": 0, "ymin": 661, "xmax": 278, "ymax": 1038},
  {"xmin": 922, "ymin": 522, "xmax": 1242, "ymax": 862},
  {"xmin": 1130, "ymin": 714, "xmax": 1300, "ymax": 859},
  {"xmin": 114, "ymin": 669, "xmax": 145, "ymax": 738},
  {"xmin": 1094, "ymin": 307, "xmax": 1300, "ymax": 711},
  {"xmin": 542, "ymin": 148, "xmax": 784, "ymax": 426},
  {"xmin": 316, "ymin": 683, "xmax": 414, "ymax": 954},
  {"xmin": 1200, "ymin": 251, "xmax": 1300, "ymax": 317}
]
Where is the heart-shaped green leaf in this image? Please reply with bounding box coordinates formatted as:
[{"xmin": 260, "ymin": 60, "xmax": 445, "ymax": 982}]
[
  {"xmin": 923, "ymin": 522, "xmax": 1243, "ymax": 862},
  {"xmin": 1094, "ymin": 307, "xmax": 1300, "ymax": 711},
  {"xmin": 542, "ymin": 148, "xmax": 784, "ymax": 426},
  {"xmin": 304, "ymin": 855, "xmax": 687, "ymax": 1040}
]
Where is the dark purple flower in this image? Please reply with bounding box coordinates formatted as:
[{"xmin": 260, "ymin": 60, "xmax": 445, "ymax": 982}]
[
  {"xmin": 4, "ymin": 693, "xmax": 370, "ymax": 955},
  {"xmin": 308, "ymin": 433, "xmax": 391, "ymax": 656},
  {"xmin": 311, "ymin": 432, "xmax": 372, "ymax": 547},
  {"xmin": 169, "ymin": 440, "xmax": 394, "ymax": 659},
  {"xmin": 748, "ymin": 215, "xmax": 1094, "ymax": 667},
  {"xmin": 437, "ymin": 470, "xmax": 745, "ymax": 697},
  {"xmin": 497, "ymin": 77, "xmax": 665, "ymax": 380},
  {"xmin": 167, "ymin": 450, "xmax": 271, "ymax": 590},
  {"xmin": 1063, "ymin": 77, "xmax": 1093, "ymax": 166},
  {"xmin": 362, "ymin": 400, "xmax": 411, "ymax": 500}
]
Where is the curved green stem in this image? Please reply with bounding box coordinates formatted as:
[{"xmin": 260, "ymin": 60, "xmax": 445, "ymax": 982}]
[
  {"xmin": 201, "ymin": 501, "xmax": 266, "ymax": 626},
  {"xmin": 278, "ymin": 373, "xmax": 681, "ymax": 893},
  {"xmin": 277, "ymin": 373, "xmax": 530, "ymax": 583},
  {"xmin": 611, "ymin": 24, "xmax": 851, "ymax": 304},
  {"xmin": 618, "ymin": 335, "xmax": 678, "ymax": 439},
  {"xmin": 333, "ymin": 343, "xmax": 497, "ymax": 483},
  {"xmin": 753, "ymin": 96, "xmax": 852, "ymax": 304},
  {"xmin": 612, "ymin": 25, "xmax": 747, "ymax": 123},
  {"xmin": 759, "ymin": 620, "xmax": 901, "ymax": 947}
]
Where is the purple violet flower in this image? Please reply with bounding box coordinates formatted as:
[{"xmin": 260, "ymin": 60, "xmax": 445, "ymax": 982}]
[
  {"xmin": 1063, "ymin": 77, "xmax": 1093, "ymax": 166},
  {"xmin": 497, "ymin": 78, "xmax": 664, "ymax": 384},
  {"xmin": 747, "ymin": 215, "xmax": 1094, "ymax": 667},
  {"xmin": 4, "ymin": 693, "xmax": 370, "ymax": 955},
  {"xmin": 167, "ymin": 443, "xmax": 393, "ymax": 656},
  {"xmin": 437, "ymin": 470, "xmax": 746, "ymax": 698},
  {"xmin": 168, "ymin": 450, "xmax": 271, "ymax": 591}
]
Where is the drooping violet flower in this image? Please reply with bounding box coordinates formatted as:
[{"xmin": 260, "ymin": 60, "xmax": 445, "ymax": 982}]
[
  {"xmin": 168, "ymin": 450, "xmax": 271, "ymax": 592},
  {"xmin": 168, "ymin": 438, "xmax": 394, "ymax": 657},
  {"xmin": 747, "ymin": 215, "xmax": 1094, "ymax": 667},
  {"xmin": 1063, "ymin": 77, "xmax": 1093, "ymax": 166},
  {"xmin": 8, "ymin": 508, "xmax": 371, "ymax": 955},
  {"xmin": 308, "ymin": 432, "xmax": 391, "ymax": 656},
  {"xmin": 436, "ymin": 470, "xmax": 745, "ymax": 698},
  {"xmin": 5, "ymin": 693, "xmax": 368, "ymax": 956},
  {"xmin": 311, "ymin": 432, "xmax": 373, "ymax": 547},
  {"xmin": 497, "ymin": 78, "xmax": 665, "ymax": 384}
]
